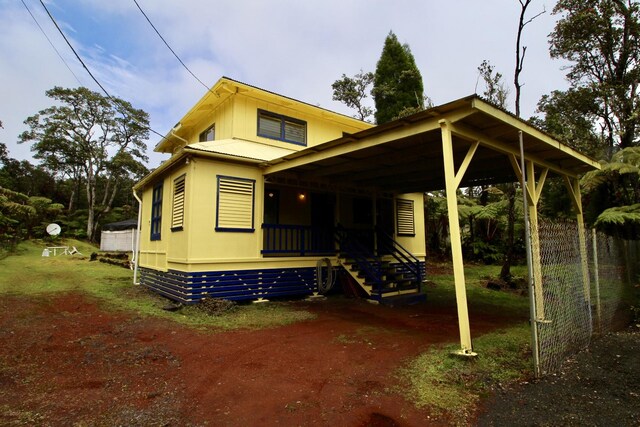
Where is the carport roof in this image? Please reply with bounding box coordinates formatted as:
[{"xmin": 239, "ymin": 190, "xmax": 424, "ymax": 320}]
[{"xmin": 262, "ymin": 95, "xmax": 600, "ymax": 193}]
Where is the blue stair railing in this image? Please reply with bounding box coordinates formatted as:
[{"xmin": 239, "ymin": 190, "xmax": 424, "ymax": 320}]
[
  {"xmin": 335, "ymin": 227, "xmax": 386, "ymax": 299},
  {"xmin": 376, "ymin": 227, "xmax": 422, "ymax": 291},
  {"xmin": 336, "ymin": 226, "xmax": 423, "ymax": 299}
]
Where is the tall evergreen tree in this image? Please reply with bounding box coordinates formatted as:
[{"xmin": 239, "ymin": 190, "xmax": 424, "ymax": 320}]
[{"xmin": 372, "ymin": 31, "xmax": 425, "ymax": 124}]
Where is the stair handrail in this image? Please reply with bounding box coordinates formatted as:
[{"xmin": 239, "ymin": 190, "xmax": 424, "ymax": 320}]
[
  {"xmin": 335, "ymin": 227, "xmax": 384, "ymax": 297},
  {"xmin": 376, "ymin": 227, "xmax": 422, "ymax": 285}
]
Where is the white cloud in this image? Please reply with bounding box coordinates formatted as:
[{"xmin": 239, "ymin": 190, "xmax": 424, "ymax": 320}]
[{"xmin": 1, "ymin": 0, "xmax": 569, "ymax": 169}]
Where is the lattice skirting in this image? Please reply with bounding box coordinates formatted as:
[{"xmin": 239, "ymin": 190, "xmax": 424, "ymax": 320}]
[{"xmin": 139, "ymin": 266, "xmax": 317, "ymax": 304}]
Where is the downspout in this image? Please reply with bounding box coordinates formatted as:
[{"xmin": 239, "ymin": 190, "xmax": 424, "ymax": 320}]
[{"xmin": 132, "ymin": 188, "xmax": 143, "ymax": 286}]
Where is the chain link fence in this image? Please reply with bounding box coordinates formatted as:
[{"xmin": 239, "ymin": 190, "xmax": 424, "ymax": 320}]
[{"xmin": 534, "ymin": 219, "xmax": 638, "ymax": 376}]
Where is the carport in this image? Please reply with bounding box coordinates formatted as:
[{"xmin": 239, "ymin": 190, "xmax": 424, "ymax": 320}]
[{"xmin": 262, "ymin": 95, "xmax": 600, "ymax": 355}]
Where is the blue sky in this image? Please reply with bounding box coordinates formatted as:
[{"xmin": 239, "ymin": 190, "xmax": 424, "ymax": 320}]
[{"xmin": 0, "ymin": 0, "xmax": 567, "ymax": 168}]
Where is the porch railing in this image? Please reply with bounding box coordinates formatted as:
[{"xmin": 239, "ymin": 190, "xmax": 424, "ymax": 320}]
[{"xmin": 261, "ymin": 224, "xmax": 336, "ymax": 256}]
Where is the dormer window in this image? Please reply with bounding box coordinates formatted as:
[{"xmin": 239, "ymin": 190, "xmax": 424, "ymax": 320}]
[
  {"xmin": 258, "ymin": 110, "xmax": 306, "ymax": 146},
  {"xmin": 199, "ymin": 124, "xmax": 215, "ymax": 142}
]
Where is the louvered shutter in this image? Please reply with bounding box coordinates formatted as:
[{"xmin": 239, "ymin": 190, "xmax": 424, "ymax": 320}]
[
  {"xmin": 216, "ymin": 176, "xmax": 255, "ymax": 231},
  {"xmin": 396, "ymin": 199, "xmax": 415, "ymax": 236},
  {"xmin": 171, "ymin": 174, "xmax": 186, "ymax": 230}
]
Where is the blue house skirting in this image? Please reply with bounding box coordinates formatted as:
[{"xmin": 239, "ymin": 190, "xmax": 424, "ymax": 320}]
[{"xmin": 139, "ymin": 266, "xmax": 317, "ymax": 304}]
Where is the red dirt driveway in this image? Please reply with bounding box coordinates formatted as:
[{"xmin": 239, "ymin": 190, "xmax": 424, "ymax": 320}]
[{"xmin": 0, "ymin": 292, "xmax": 521, "ymax": 426}]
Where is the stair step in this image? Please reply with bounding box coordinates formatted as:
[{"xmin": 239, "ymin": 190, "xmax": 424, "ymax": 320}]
[{"xmin": 379, "ymin": 292, "xmax": 427, "ymax": 307}]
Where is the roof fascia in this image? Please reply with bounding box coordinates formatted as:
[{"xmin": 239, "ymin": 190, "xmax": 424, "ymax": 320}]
[{"xmin": 470, "ymin": 98, "xmax": 601, "ymax": 170}]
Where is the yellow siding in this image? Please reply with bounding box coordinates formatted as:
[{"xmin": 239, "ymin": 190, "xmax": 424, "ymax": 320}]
[
  {"xmin": 180, "ymin": 157, "xmax": 264, "ymax": 268},
  {"xmin": 182, "ymin": 96, "xmax": 235, "ymax": 144},
  {"xmin": 395, "ymin": 193, "xmax": 426, "ymax": 259},
  {"xmin": 138, "ymin": 162, "xmax": 191, "ymax": 271},
  {"xmin": 233, "ymin": 95, "xmax": 365, "ymax": 149},
  {"xmin": 170, "ymin": 93, "xmax": 370, "ymax": 152}
]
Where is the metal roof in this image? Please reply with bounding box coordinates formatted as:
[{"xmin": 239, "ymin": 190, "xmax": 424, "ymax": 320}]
[
  {"xmin": 262, "ymin": 95, "xmax": 601, "ymax": 193},
  {"xmin": 187, "ymin": 139, "xmax": 296, "ymax": 162}
]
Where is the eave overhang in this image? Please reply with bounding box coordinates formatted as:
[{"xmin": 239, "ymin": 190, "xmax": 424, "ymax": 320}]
[{"xmin": 261, "ymin": 95, "xmax": 601, "ymax": 193}]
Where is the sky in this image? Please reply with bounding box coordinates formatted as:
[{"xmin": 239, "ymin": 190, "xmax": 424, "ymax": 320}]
[{"xmin": 0, "ymin": 0, "xmax": 568, "ymax": 169}]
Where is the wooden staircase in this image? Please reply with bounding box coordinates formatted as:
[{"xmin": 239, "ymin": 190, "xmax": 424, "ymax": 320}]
[{"xmin": 335, "ymin": 227, "xmax": 425, "ymax": 303}]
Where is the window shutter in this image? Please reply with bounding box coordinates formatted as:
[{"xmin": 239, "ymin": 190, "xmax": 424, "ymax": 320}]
[
  {"xmin": 217, "ymin": 176, "xmax": 255, "ymax": 231},
  {"xmin": 396, "ymin": 199, "xmax": 415, "ymax": 236},
  {"xmin": 171, "ymin": 174, "xmax": 186, "ymax": 230}
]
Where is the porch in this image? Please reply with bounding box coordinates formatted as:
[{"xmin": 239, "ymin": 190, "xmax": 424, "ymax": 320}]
[{"xmin": 259, "ymin": 95, "xmax": 600, "ymax": 356}]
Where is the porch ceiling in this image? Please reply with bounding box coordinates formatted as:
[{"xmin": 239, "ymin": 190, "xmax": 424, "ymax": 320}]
[{"xmin": 262, "ymin": 95, "xmax": 600, "ymax": 193}]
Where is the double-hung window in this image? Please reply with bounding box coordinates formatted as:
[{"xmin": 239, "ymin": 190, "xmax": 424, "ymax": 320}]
[
  {"xmin": 150, "ymin": 182, "xmax": 163, "ymax": 240},
  {"xmin": 258, "ymin": 110, "xmax": 306, "ymax": 146}
]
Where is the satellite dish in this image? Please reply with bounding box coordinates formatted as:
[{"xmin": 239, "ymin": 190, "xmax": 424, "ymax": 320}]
[{"xmin": 46, "ymin": 223, "xmax": 61, "ymax": 236}]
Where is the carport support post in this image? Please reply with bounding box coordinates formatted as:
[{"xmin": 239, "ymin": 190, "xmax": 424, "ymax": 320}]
[
  {"xmin": 564, "ymin": 176, "xmax": 591, "ymax": 301},
  {"xmin": 440, "ymin": 120, "xmax": 475, "ymax": 356}
]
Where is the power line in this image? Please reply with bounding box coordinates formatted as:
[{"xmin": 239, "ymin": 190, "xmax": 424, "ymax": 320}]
[
  {"xmin": 20, "ymin": 0, "xmax": 82, "ymax": 85},
  {"xmin": 38, "ymin": 0, "xmax": 167, "ymax": 141},
  {"xmin": 132, "ymin": 0, "xmax": 212, "ymax": 92}
]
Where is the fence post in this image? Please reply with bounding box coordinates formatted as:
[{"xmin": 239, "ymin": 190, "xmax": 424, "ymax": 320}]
[
  {"xmin": 592, "ymin": 229, "xmax": 601, "ymax": 334},
  {"xmin": 518, "ymin": 132, "xmax": 541, "ymax": 377}
]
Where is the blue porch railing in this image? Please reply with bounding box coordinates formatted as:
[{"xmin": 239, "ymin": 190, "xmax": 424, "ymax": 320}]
[{"xmin": 262, "ymin": 224, "xmax": 336, "ymax": 256}]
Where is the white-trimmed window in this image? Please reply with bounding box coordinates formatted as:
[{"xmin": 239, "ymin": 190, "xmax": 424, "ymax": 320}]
[
  {"xmin": 216, "ymin": 176, "xmax": 255, "ymax": 232},
  {"xmin": 396, "ymin": 198, "xmax": 415, "ymax": 236},
  {"xmin": 258, "ymin": 110, "xmax": 306, "ymax": 146},
  {"xmin": 199, "ymin": 124, "xmax": 215, "ymax": 142},
  {"xmin": 171, "ymin": 174, "xmax": 186, "ymax": 231}
]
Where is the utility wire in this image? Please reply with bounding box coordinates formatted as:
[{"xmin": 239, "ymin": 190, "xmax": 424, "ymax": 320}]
[
  {"xmin": 38, "ymin": 0, "xmax": 167, "ymax": 140},
  {"xmin": 20, "ymin": 0, "xmax": 82, "ymax": 85},
  {"xmin": 132, "ymin": 0, "xmax": 212, "ymax": 92}
]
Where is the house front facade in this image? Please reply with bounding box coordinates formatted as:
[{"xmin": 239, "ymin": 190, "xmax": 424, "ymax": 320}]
[{"xmin": 133, "ymin": 77, "xmax": 427, "ymax": 304}]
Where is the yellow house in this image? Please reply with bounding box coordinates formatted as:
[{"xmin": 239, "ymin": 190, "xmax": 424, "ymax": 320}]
[
  {"xmin": 134, "ymin": 76, "xmax": 600, "ymax": 355},
  {"xmin": 134, "ymin": 77, "xmax": 427, "ymax": 304}
]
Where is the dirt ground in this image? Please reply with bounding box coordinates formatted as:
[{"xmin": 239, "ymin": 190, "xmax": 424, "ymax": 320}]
[
  {"xmin": 1, "ymin": 290, "xmax": 637, "ymax": 426},
  {"xmin": 477, "ymin": 325, "xmax": 640, "ymax": 426},
  {"xmin": 0, "ymin": 290, "xmax": 520, "ymax": 426}
]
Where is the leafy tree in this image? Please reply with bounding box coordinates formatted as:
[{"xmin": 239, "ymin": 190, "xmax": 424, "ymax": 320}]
[
  {"xmin": 19, "ymin": 87, "xmax": 149, "ymax": 241},
  {"xmin": 477, "ymin": 60, "xmax": 510, "ymax": 108},
  {"xmin": 372, "ymin": 31, "xmax": 425, "ymax": 124},
  {"xmin": 332, "ymin": 70, "xmax": 375, "ymax": 121},
  {"xmin": 549, "ymin": 0, "xmax": 640, "ymax": 149},
  {"xmin": 532, "ymin": 88, "xmax": 606, "ymax": 157}
]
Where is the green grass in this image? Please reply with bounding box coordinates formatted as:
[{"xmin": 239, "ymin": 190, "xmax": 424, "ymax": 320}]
[
  {"xmin": 397, "ymin": 322, "xmax": 532, "ymax": 424},
  {"xmin": 0, "ymin": 239, "xmax": 315, "ymax": 330},
  {"xmin": 427, "ymin": 263, "xmax": 531, "ymax": 316},
  {"xmin": 397, "ymin": 262, "xmax": 533, "ymax": 423}
]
